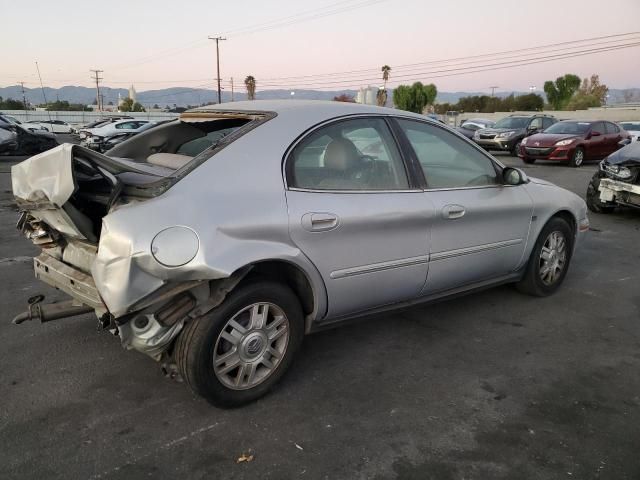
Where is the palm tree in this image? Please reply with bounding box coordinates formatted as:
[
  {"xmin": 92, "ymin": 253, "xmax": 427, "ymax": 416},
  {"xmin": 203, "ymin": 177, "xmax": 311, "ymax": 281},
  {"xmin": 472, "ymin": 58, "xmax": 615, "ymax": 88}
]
[
  {"xmin": 378, "ymin": 65, "xmax": 391, "ymax": 107},
  {"xmin": 244, "ymin": 76, "xmax": 256, "ymax": 100},
  {"xmin": 381, "ymin": 65, "xmax": 391, "ymax": 89}
]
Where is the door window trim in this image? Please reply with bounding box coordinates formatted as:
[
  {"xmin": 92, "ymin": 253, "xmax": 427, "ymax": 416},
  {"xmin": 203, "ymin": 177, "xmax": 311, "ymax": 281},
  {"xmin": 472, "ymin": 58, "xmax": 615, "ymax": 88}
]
[
  {"xmin": 283, "ymin": 114, "xmax": 423, "ymax": 193},
  {"xmin": 388, "ymin": 116, "xmax": 506, "ymax": 192}
]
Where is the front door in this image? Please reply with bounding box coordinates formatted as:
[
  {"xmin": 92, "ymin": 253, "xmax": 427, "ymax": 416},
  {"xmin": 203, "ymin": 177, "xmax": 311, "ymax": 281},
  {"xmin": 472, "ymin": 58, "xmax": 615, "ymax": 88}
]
[
  {"xmin": 285, "ymin": 117, "xmax": 433, "ymax": 318},
  {"xmin": 393, "ymin": 118, "xmax": 533, "ymax": 295}
]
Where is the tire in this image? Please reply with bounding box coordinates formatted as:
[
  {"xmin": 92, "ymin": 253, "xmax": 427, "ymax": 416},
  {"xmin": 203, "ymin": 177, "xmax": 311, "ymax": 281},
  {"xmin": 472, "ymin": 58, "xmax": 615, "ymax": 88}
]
[
  {"xmin": 523, "ymin": 157, "xmax": 536, "ymax": 164},
  {"xmin": 569, "ymin": 147, "xmax": 585, "ymax": 168},
  {"xmin": 516, "ymin": 217, "xmax": 574, "ymax": 297},
  {"xmin": 510, "ymin": 141, "xmax": 521, "ymax": 157},
  {"xmin": 174, "ymin": 280, "xmax": 304, "ymax": 408},
  {"xmin": 586, "ymin": 172, "xmax": 615, "ymax": 213}
]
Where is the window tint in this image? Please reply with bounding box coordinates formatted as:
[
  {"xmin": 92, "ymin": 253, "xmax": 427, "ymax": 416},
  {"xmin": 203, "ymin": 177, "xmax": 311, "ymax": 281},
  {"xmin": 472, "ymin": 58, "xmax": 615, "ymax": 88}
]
[
  {"xmin": 529, "ymin": 117, "xmax": 543, "ymax": 130},
  {"xmin": 397, "ymin": 119, "xmax": 498, "ymax": 189},
  {"xmin": 604, "ymin": 122, "xmax": 619, "ymax": 134},
  {"xmin": 542, "ymin": 118, "xmax": 554, "ymax": 129},
  {"xmin": 289, "ymin": 117, "xmax": 409, "ymax": 191},
  {"xmin": 591, "ymin": 122, "xmax": 605, "ymax": 135},
  {"xmin": 461, "ymin": 123, "xmax": 480, "ymax": 131},
  {"xmin": 177, "ymin": 127, "xmax": 237, "ymax": 157}
]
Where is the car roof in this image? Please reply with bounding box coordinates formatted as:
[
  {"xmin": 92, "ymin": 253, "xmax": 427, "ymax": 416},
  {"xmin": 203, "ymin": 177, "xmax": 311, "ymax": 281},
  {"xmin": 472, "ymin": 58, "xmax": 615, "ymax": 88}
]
[{"xmin": 186, "ymin": 99, "xmax": 425, "ymax": 119}]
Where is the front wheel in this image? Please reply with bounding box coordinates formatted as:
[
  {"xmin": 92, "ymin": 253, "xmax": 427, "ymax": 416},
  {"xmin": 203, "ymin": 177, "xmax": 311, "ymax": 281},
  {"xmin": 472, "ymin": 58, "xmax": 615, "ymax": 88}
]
[
  {"xmin": 510, "ymin": 141, "xmax": 521, "ymax": 157},
  {"xmin": 516, "ymin": 217, "xmax": 574, "ymax": 297},
  {"xmin": 174, "ymin": 280, "xmax": 304, "ymax": 408},
  {"xmin": 586, "ymin": 172, "xmax": 615, "ymax": 213},
  {"xmin": 569, "ymin": 147, "xmax": 585, "ymax": 167}
]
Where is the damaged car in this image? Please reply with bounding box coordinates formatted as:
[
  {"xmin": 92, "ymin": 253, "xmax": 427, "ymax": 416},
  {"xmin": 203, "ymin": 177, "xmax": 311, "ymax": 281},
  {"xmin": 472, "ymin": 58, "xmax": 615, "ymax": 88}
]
[
  {"xmin": 586, "ymin": 139, "xmax": 640, "ymax": 213},
  {"xmin": 11, "ymin": 100, "xmax": 589, "ymax": 407}
]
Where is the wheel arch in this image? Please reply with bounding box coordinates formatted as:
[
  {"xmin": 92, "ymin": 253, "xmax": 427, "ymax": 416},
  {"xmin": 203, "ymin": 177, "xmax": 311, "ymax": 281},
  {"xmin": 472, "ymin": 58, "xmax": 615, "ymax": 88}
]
[{"xmin": 233, "ymin": 259, "xmax": 326, "ymax": 333}]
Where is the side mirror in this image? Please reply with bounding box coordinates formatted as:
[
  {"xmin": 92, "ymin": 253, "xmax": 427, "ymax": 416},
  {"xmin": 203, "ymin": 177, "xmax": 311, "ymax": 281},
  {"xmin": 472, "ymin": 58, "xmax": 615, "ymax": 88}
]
[{"xmin": 503, "ymin": 167, "xmax": 529, "ymax": 186}]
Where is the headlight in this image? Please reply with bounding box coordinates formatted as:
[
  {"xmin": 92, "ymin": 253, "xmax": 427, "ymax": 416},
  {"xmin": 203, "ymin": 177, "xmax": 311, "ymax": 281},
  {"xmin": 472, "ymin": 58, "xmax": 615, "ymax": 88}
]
[
  {"xmin": 521, "ymin": 137, "xmax": 528, "ymax": 145},
  {"xmin": 555, "ymin": 139, "xmax": 575, "ymax": 146},
  {"xmin": 601, "ymin": 162, "xmax": 633, "ymax": 179},
  {"xmin": 497, "ymin": 131, "xmax": 515, "ymax": 138}
]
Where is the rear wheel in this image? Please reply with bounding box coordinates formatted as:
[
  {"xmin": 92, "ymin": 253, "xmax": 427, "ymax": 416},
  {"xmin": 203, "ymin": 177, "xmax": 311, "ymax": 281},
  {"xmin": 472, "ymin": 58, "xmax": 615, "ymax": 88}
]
[
  {"xmin": 569, "ymin": 147, "xmax": 585, "ymax": 167},
  {"xmin": 516, "ymin": 217, "xmax": 574, "ymax": 296},
  {"xmin": 586, "ymin": 172, "xmax": 615, "ymax": 213},
  {"xmin": 174, "ymin": 280, "xmax": 304, "ymax": 408}
]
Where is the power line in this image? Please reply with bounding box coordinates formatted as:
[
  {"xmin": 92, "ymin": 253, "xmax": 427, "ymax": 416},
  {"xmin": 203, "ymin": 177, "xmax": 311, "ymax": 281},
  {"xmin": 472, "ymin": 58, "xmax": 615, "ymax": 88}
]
[{"xmin": 256, "ymin": 40, "xmax": 640, "ymax": 88}]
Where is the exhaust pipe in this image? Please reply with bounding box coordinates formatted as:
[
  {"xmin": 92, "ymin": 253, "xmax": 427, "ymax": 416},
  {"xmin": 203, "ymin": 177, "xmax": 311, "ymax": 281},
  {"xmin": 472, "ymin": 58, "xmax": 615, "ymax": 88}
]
[{"xmin": 12, "ymin": 296, "xmax": 93, "ymax": 325}]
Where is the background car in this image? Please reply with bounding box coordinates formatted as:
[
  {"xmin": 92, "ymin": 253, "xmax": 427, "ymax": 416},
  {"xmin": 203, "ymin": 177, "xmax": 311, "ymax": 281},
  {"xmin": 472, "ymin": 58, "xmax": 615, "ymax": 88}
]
[
  {"xmin": 474, "ymin": 114, "xmax": 556, "ymax": 155},
  {"xmin": 619, "ymin": 121, "xmax": 640, "ymax": 142},
  {"xmin": 85, "ymin": 121, "xmax": 160, "ymax": 152},
  {"xmin": 456, "ymin": 118, "xmax": 495, "ymax": 139},
  {"xmin": 519, "ymin": 120, "xmax": 630, "ymax": 167},
  {"xmin": 0, "ymin": 115, "xmax": 58, "ymax": 155},
  {"xmin": 79, "ymin": 119, "xmax": 152, "ymax": 143},
  {"xmin": 586, "ymin": 140, "xmax": 640, "ymax": 212},
  {"xmin": 26, "ymin": 119, "xmax": 76, "ymax": 134},
  {"xmin": 11, "ymin": 100, "xmax": 588, "ymax": 407}
]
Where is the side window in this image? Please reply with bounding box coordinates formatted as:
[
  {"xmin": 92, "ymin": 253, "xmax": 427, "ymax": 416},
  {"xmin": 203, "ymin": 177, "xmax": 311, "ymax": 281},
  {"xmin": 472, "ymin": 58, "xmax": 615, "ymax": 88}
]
[
  {"xmin": 604, "ymin": 122, "xmax": 619, "ymax": 134},
  {"xmin": 176, "ymin": 127, "xmax": 238, "ymax": 157},
  {"xmin": 592, "ymin": 122, "xmax": 605, "ymax": 135},
  {"xmin": 542, "ymin": 118, "xmax": 554, "ymax": 129},
  {"xmin": 397, "ymin": 119, "xmax": 498, "ymax": 189},
  {"xmin": 289, "ymin": 117, "xmax": 409, "ymax": 191},
  {"xmin": 529, "ymin": 117, "xmax": 543, "ymax": 130},
  {"xmin": 462, "ymin": 123, "xmax": 480, "ymax": 131}
]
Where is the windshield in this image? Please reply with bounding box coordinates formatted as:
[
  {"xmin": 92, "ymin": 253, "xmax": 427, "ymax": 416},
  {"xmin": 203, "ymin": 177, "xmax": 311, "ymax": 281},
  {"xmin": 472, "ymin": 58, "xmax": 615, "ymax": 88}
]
[
  {"xmin": 620, "ymin": 122, "xmax": 640, "ymax": 131},
  {"xmin": 494, "ymin": 117, "xmax": 528, "ymax": 129},
  {"xmin": 544, "ymin": 121, "xmax": 591, "ymax": 135}
]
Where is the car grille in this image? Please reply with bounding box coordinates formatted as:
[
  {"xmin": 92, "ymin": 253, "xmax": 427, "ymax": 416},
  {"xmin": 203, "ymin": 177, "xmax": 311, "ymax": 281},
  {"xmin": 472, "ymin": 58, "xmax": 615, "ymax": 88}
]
[
  {"xmin": 525, "ymin": 147, "xmax": 553, "ymax": 156},
  {"xmin": 480, "ymin": 134, "xmax": 496, "ymax": 139}
]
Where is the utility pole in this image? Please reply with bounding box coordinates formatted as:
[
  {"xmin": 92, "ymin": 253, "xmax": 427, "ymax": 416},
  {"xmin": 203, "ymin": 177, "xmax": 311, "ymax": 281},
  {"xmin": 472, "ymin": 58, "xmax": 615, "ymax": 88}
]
[
  {"xmin": 490, "ymin": 86, "xmax": 499, "ymax": 97},
  {"xmin": 35, "ymin": 61, "xmax": 52, "ymax": 123},
  {"xmin": 208, "ymin": 36, "xmax": 226, "ymax": 104},
  {"xmin": 230, "ymin": 77, "xmax": 234, "ymax": 101},
  {"xmin": 90, "ymin": 69, "xmax": 104, "ymax": 111},
  {"xmin": 19, "ymin": 82, "xmax": 28, "ymax": 117}
]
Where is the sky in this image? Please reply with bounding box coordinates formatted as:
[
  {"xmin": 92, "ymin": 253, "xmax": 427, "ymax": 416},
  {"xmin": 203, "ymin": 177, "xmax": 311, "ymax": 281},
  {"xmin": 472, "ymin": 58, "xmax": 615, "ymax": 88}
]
[{"xmin": 3, "ymin": 0, "xmax": 640, "ymax": 94}]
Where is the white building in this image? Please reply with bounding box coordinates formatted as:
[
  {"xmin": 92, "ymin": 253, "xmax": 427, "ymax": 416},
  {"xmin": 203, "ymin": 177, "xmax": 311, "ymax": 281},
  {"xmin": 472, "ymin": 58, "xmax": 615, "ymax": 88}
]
[{"xmin": 356, "ymin": 86, "xmax": 381, "ymax": 106}]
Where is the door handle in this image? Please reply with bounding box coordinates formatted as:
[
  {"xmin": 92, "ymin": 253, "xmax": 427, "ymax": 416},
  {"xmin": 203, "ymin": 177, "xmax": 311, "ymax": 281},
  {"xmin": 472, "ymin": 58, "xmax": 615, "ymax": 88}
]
[
  {"xmin": 442, "ymin": 204, "xmax": 465, "ymax": 219},
  {"xmin": 302, "ymin": 212, "xmax": 339, "ymax": 231}
]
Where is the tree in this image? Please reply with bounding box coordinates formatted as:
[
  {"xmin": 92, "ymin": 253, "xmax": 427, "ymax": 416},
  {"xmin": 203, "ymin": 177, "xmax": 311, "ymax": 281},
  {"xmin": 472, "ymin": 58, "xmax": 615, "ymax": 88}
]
[
  {"xmin": 333, "ymin": 94, "xmax": 355, "ymax": 102},
  {"xmin": 543, "ymin": 74, "xmax": 581, "ymax": 110},
  {"xmin": 120, "ymin": 97, "xmax": 145, "ymax": 112},
  {"xmin": 244, "ymin": 76, "xmax": 256, "ymax": 100},
  {"xmin": 393, "ymin": 82, "xmax": 437, "ymax": 113},
  {"xmin": 514, "ymin": 93, "xmax": 544, "ymax": 111},
  {"xmin": 377, "ymin": 65, "xmax": 392, "ymax": 107},
  {"xmin": 0, "ymin": 97, "xmax": 25, "ymax": 110},
  {"xmin": 577, "ymin": 74, "xmax": 608, "ymax": 105}
]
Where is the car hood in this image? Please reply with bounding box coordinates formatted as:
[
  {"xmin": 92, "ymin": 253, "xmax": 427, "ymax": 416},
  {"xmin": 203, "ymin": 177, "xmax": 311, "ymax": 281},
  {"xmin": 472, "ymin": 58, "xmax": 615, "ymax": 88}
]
[
  {"xmin": 478, "ymin": 127, "xmax": 524, "ymax": 135},
  {"xmin": 603, "ymin": 141, "xmax": 640, "ymax": 166},
  {"xmin": 528, "ymin": 176, "xmax": 556, "ymax": 187},
  {"xmin": 21, "ymin": 126, "xmax": 56, "ymax": 139},
  {"xmin": 525, "ymin": 133, "xmax": 580, "ymax": 147}
]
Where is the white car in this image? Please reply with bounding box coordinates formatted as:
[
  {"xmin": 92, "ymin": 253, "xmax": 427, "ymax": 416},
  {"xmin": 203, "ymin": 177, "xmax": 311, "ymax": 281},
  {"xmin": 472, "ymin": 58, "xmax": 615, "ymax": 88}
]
[
  {"xmin": 25, "ymin": 120, "xmax": 75, "ymax": 134},
  {"xmin": 79, "ymin": 119, "xmax": 152, "ymax": 141},
  {"xmin": 620, "ymin": 121, "xmax": 640, "ymax": 142}
]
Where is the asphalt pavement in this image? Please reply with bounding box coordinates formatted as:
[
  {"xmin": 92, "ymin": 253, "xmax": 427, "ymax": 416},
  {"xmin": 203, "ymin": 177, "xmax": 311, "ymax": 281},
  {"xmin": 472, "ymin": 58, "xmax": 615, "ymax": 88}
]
[{"xmin": 1, "ymin": 148, "xmax": 639, "ymax": 480}]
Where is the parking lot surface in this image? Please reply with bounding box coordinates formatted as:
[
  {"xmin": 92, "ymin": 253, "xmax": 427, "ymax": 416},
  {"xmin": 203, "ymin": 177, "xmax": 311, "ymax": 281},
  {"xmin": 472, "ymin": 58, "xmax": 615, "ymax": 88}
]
[{"xmin": 1, "ymin": 148, "xmax": 639, "ymax": 480}]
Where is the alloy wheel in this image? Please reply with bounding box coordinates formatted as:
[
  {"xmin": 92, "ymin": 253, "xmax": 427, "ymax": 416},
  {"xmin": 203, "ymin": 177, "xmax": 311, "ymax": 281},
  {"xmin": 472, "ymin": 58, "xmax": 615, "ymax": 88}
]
[
  {"xmin": 574, "ymin": 149, "xmax": 584, "ymax": 166},
  {"xmin": 538, "ymin": 231, "xmax": 567, "ymax": 285},
  {"xmin": 213, "ymin": 302, "xmax": 290, "ymax": 390}
]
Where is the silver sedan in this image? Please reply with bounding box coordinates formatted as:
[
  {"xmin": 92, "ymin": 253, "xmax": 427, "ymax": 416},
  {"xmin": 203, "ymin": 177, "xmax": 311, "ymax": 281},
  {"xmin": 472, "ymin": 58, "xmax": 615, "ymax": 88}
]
[{"xmin": 11, "ymin": 100, "xmax": 589, "ymax": 407}]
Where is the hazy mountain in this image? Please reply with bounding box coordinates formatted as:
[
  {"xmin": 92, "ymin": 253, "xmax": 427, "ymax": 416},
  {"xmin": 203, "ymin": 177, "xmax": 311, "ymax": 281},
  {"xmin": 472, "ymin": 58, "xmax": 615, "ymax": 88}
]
[{"xmin": 1, "ymin": 84, "xmax": 638, "ymax": 108}]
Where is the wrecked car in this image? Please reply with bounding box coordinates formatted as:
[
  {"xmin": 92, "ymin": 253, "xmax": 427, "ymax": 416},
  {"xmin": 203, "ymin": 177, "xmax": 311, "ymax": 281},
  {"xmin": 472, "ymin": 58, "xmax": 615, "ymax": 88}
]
[
  {"xmin": 11, "ymin": 100, "xmax": 589, "ymax": 407},
  {"xmin": 586, "ymin": 139, "xmax": 640, "ymax": 213}
]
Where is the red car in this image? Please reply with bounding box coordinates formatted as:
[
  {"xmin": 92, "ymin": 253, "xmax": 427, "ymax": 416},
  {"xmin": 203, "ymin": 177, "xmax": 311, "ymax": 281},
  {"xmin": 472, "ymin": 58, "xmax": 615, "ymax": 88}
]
[{"xmin": 518, "ymin": 120, "xmax": 630, "ymax": 167}]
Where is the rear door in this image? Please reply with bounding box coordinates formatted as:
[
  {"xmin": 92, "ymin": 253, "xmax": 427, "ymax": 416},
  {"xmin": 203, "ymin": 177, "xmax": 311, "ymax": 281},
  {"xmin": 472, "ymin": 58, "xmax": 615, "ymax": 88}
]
[
  {"xmin": 285, "ymin": 116, "xmax": 433, "ymax": 318},
  {"xmin": 604, "ymin": 122, "xmax": 622, "ymax": 155},
  {"xmin": 393, "ymin": 118, "xmax": 533, "ymax": 295},
  {"xmin": 588, "ymin": 122, "xmax": 607, "ymax": 158}
]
